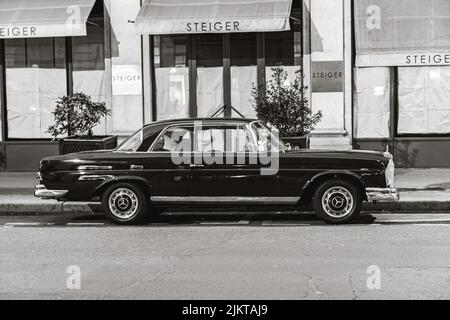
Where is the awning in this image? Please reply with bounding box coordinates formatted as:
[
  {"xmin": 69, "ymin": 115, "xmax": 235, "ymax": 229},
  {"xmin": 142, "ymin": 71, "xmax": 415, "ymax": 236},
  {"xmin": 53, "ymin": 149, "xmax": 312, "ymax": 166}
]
[
  {"xmin": 135, "ymin": 0, "xmax": 293, "ymax": 35},
  {"xmin": 0, "ymin": 0, "xmax": 96, "ymax": 39},
  {"xmin": 355, "ymin": 0, "xmax": 450, "ymax": 67}
]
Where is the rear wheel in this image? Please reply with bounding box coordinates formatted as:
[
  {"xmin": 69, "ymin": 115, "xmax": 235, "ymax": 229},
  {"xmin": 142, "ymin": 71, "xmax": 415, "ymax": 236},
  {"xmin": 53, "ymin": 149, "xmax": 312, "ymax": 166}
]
[
  {"xmin": 102, "ymin": 182, "xmax": 149, "ymax": 225},
  {"xmin": 313, "ymin": 179, "xmax": 362, "ymax": 224}
]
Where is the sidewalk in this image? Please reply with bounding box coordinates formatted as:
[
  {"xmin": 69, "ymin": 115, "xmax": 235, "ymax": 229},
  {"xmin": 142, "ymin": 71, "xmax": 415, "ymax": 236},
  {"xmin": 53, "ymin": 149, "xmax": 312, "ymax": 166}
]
[{"xmin": 2, "ymin": 169, "xmax": 450, "ymax": 214}]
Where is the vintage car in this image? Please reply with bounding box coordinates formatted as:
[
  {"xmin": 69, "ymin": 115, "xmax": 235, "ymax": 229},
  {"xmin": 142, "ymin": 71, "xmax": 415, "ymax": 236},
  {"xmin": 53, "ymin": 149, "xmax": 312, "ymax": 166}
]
[{"xmin": 35, "ymin": 118, "xmax": 398, "ymax": 225}]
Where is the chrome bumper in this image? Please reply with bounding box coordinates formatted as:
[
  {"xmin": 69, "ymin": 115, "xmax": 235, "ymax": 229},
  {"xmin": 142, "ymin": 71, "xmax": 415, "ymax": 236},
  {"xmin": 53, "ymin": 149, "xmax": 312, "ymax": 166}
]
[
  {"xmin": 34, "ymin": 185, "xmax": 68, "ymax": 199},
  {"xmin": 366, "ymin": 188, "xmax": 399, "ymax": 202}
]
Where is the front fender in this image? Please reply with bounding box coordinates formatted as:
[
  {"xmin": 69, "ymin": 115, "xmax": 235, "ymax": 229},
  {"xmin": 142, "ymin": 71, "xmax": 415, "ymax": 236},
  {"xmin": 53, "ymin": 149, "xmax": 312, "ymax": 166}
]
[{"xmin": 299, "ymin": 170, "xmax": 368, "ymax": 200}]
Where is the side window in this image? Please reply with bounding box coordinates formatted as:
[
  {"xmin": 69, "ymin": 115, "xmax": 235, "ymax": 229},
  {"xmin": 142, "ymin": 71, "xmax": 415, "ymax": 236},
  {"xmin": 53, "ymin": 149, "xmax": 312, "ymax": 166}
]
[
  {"xmin": 151, "ymin": 126, "xmax": 194, "ymax": 152},
  {"xmin": 195, "ymin": 126, "xmax": 255, "ymax": 152}
]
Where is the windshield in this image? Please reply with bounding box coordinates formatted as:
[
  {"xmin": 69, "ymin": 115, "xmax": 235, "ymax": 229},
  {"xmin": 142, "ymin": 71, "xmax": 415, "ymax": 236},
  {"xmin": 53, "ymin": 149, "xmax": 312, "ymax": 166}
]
[
  {"xmin": 250, "ymin": 121, "xmax": 288, "ymax": 152},
  {"xmin": 116, "ymin": 129, "xmax": 143, "ymax": 152}
]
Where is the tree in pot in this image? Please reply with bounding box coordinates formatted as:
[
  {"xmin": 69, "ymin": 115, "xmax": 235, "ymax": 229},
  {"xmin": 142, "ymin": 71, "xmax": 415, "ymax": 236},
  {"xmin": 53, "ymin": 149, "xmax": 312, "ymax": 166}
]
[
  {"xmin": 251, "ymin": 67, "xmax": 322, "ymax": 149},
  {"xmin": 48, "ymin": 92, "xmax": 117, "ymax": 154}
]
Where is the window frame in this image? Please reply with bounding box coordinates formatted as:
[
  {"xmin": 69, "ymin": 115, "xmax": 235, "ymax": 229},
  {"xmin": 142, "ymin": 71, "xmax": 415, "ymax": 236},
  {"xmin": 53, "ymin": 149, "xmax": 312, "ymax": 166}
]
[{"xmin": 147, "ymin": 122, "xmax": 259, "ymax": 153}]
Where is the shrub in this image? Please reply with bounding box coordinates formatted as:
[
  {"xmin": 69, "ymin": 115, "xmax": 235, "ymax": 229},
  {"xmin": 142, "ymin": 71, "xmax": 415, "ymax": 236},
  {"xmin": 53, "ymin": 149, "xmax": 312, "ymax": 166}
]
[
  {"xmin": 48, "ymin": 93, "xmax": 111, "ymax": 139},
  {"xmin": 252, "ymin": 66, "xmax": 322, "ymax": 137}
]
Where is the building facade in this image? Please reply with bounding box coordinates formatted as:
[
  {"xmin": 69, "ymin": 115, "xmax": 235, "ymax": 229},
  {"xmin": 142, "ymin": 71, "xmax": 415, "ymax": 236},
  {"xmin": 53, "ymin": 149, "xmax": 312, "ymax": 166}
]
[
  {"xmin": 353, "ymin": 0, "xmax": 450, "ymax": 167},
  {"xmin": 0, "ymin": 0, "xmax": 359, "ymax": 171}
]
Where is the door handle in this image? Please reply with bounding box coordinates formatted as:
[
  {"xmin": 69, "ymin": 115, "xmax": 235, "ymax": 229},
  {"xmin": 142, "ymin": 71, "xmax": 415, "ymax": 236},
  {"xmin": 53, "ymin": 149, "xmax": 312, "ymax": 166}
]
[
  {"xmin": 130, "ymin": 165, "xmax": 144, "ymax": 170},
  {"xmin": 189, "ymin": 164, "xmax": 204, "ymax": 168}
]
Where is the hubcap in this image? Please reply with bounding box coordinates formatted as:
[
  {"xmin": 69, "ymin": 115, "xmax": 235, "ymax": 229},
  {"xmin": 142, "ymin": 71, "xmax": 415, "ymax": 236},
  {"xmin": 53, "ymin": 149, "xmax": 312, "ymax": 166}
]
[
  {"xmin": 108, "ymin": 188, "xmax": 139, "ymax": 220},
  {"xmin": 321, "ymin": 186, "xmax": 354, "ymax": 218}
]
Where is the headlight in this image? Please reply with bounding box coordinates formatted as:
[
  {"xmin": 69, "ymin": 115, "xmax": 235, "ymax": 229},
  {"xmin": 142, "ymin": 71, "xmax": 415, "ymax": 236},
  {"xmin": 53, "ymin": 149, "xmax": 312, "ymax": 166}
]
[{"xmin": 385, "ymin": 158, "xmax": 395, "ymax": 188}]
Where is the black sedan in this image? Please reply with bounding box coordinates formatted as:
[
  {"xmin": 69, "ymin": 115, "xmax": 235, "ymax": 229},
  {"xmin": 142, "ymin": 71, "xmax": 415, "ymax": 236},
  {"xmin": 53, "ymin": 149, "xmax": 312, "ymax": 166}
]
[{"xmin": 35, "ymin": 118, "xmax": 398, "ymax": 225}]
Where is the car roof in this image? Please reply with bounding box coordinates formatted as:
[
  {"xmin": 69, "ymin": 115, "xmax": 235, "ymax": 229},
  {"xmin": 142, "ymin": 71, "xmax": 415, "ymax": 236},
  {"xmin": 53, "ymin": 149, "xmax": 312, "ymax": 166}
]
[{"xmin": 143, "ymin": 118, "xmax": 259, "ymax": 129}]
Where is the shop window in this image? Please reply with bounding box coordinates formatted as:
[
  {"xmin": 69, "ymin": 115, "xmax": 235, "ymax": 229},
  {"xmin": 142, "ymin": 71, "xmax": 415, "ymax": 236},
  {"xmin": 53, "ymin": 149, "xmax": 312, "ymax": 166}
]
[
  {"xmin": 72, "ymin": 0, "xmax": 105, "ymax": 72},
  {"xmin": 5, "ymin": 38, "xmax": 66, "ymax": 69},
  {"xmin": 197, "ymin": 34, "xmax": 223, "ymax": 68},
  {"xmin": 153, "ymin": 35, "xmax": 190, "ymax": 121},
  {"xmin": 266, "ymin": 32, "xmax": 295, "ymax": 67},
  {"xmin": 4, "ymin": 37, "xmax": 67, "ymax": 139},
  {"xmin": 230, "ymin": 33, "xmax": 256, "ymax": 67},
  {"xmin": 265, "ymin": 0, "xmax": 302, "ymax": 88},
  {"xmin": 230, "ymin": 33, "xmax": 257, "ymax": 118},
  {"xmin": 354, "ymin": 68, "xmax": 391, "ymax": 139},
  {"xmin": 157, "ymin": 36, "xmax": 188, "ymax": 68},
  {"xmin": 197, "ymin": 34, "xmax": 224, "ymax": 117},
  {"xmin": 398, "ymin": 66, "xmax": 450, "ymax": 135}
]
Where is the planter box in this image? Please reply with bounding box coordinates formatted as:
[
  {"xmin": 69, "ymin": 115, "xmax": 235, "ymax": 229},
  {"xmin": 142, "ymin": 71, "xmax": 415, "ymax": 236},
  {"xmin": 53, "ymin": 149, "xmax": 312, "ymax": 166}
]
[
  {"xmin": 59, "ymin": 136, "xmax": 118, "ymax": 155},
  {"xmin": 281, "ymin": 136, "xmax": 310, "ymax": 149}
]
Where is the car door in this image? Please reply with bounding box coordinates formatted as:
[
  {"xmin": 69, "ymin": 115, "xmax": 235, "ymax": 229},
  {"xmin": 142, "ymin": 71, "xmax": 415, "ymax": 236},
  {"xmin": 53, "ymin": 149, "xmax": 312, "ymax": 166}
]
[
  {"xmin": 144, "ymin": 124, "xmax": 194, "ymax": 197},
  {"xmin": 188, "ymin": 122, "xmax": 278, "ymax": 201}
]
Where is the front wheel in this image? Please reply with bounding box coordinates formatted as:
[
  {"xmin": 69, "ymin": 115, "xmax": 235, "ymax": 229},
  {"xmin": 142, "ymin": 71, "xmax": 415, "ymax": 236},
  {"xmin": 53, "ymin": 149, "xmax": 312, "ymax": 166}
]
[
  {"xmin": 102, "ymin": 183, "xmax": 149, "ymax": 225},
  {"xmin": 313, "ymin": 179, "xmax": 362, "ymax": 224}
]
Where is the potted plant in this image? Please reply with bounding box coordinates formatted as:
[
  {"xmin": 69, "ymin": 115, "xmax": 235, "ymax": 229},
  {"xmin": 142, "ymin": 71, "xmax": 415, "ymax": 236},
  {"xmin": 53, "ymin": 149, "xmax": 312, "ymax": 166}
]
[
  {"xmin": 48, "ymin": 92, "xmax": 117, "ymax": 155},
  {"xmin": 251, "ymin": 67, "xmax": 322, "ymax": 149}
]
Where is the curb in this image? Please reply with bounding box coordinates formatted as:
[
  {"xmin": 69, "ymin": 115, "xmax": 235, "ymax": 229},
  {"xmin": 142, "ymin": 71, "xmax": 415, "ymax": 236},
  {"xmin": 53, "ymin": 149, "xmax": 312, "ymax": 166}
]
[{"xmin": 0, "ymin": 201, "xmax": 450, "ymax": 215}]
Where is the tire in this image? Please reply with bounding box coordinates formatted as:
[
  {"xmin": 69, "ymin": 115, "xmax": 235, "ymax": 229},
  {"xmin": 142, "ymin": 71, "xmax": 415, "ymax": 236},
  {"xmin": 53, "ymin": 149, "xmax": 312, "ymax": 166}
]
[
  {"xmin": 313, "ymin": 179, "xmax": 362, "ymax": 224},
  {"xmin": 101, "ymin": 182, "xmax": 150, "ymax": 225}
]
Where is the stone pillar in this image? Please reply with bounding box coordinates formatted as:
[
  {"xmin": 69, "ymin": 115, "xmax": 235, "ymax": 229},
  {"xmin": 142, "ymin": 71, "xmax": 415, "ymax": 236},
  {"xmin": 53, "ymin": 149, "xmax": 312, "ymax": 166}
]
[
  {"xmin": 106, "ymin": 0, "xmax": 144, "ymax": 137},
  {"xmin": 308, "ymin": 0, "xmax": 352, "ymax": 150}
]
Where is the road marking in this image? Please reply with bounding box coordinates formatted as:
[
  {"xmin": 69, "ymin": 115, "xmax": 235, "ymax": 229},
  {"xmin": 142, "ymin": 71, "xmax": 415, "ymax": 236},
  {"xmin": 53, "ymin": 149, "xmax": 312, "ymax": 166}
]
[
  {"xmin": 376, "ymin": 219, "xmax": 450, "ymax": 224},
  {"xmin": 199, "ymin": 221, "xmax": 244, "ymax": 225},
  {"xmin": 5, "ymin": 222, "xmax": 50, "ymax": 227},
  {"xmin": 66, "ymin": 222, "xmax": 105, "ymax": 227},
  {"xmin": 411, "ymin": 223, "xmax": 450, "ymax": 227}
]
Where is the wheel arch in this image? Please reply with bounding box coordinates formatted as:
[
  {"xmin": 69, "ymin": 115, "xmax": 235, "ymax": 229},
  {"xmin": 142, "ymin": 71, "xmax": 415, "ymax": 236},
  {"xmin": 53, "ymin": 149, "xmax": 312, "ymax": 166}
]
[
  {"xmin": 93, "ymin": 176, "xmax": 151, "ymax": 199},
  {"xmin": 298, "ymin": 171, "xmax": 367, "ymax": 205}
]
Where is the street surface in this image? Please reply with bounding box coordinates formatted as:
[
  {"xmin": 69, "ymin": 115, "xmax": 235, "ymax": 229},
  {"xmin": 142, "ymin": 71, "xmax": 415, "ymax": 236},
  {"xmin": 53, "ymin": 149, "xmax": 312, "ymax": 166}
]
[{"xmin": 0, "ymin": 211, "xmax": 449, "ymax": 299}]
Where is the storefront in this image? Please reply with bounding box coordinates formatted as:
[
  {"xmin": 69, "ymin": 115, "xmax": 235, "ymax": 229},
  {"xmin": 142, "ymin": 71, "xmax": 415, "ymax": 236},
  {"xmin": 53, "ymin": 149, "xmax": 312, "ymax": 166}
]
[
  {"xmin": 0, "ymin": 0, "xmax": 352, "ymax": 171},
  {"xmin": 353, "ymin": 0, "xmax": 450, "ymax": 167}
]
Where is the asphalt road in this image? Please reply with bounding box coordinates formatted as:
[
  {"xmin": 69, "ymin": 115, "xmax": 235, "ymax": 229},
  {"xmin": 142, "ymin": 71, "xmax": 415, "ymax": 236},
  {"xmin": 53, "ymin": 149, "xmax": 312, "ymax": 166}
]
[{"xmin": 0, "ymin": 211, "xmax": 449, "ymax": 300}]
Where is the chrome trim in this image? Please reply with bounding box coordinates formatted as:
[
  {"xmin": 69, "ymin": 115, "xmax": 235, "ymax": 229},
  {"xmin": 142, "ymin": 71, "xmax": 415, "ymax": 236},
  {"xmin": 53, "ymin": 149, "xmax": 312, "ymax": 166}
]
[
  {"xmin": 78, "ymin": 175, "xmax": 114, "ymax": 181},
  {"xmin": 78, "ymin": 165, "xmax": 113, "ymax": 170},
  {"xmin": 36, "ymin": 172, "xmax": 43, "ymax": 181},
  {"xmin": 366, "ymin": 188, "xmax": 399, "ymax": 202},
  {"xmin": 150, "ymin": 196, "xmax": 299, "ymax": 204},
  {"xmin": 130, "ymin": 165, "xmax": 144, "ymax": 170},
  {"xmin": 34, "ymin": 185, "xmax": 68, "ymax": 199}
]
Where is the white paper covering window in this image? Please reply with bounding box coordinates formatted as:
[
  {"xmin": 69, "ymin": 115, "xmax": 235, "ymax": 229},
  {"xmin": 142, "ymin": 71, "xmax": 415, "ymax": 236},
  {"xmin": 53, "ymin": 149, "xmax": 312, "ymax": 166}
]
[
  {"xmin": 155, "ymin": 68, "xmax": 190, "ymax": 120},
  {"xmin": 231, "ymin": 66, "xmax": 257, "ymax": 118},
  {"xmin": 354, "ymin": 67, "xmax": 391, "ymax": 138},
  {"xmin": 6, "ymin": 68, "xmax": 66, "ymax": 139},
  {"xmin": 197, "ymin": 67, "xmax": 224, "ymax": 118},
  {"xmin": 398, "ymin": 67, "xmax": 450, "ymax": 134}
]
